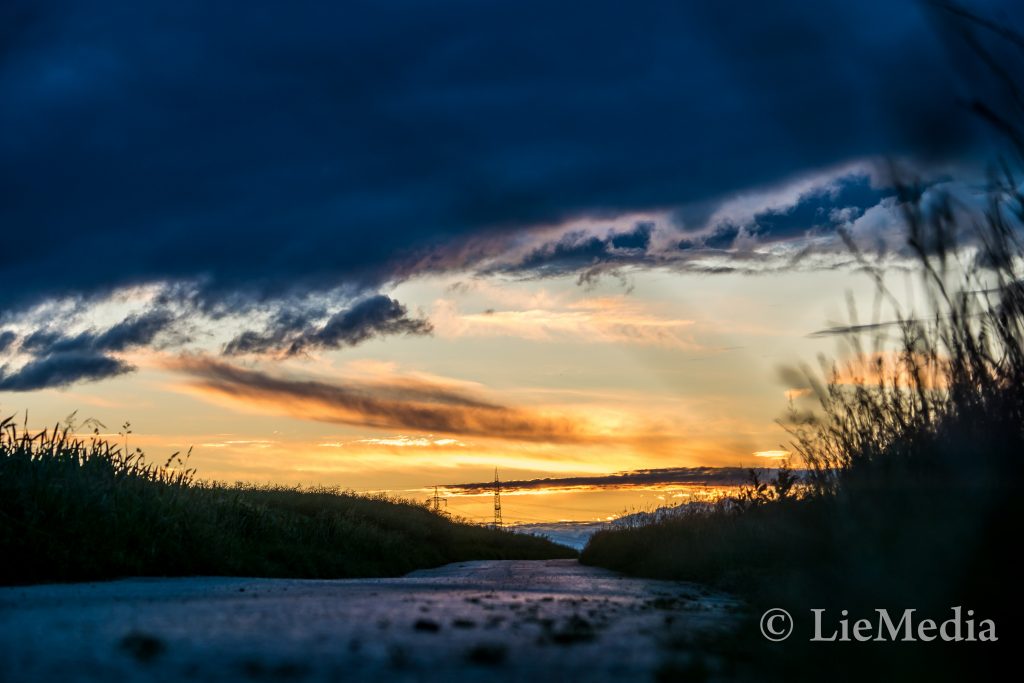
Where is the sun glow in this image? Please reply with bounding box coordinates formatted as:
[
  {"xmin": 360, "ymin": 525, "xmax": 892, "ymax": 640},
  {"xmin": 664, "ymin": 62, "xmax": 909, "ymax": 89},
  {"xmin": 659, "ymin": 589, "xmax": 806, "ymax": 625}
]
[{"xmin": 753, "ymin": 450, "xmax": 791, "ymax": 459}]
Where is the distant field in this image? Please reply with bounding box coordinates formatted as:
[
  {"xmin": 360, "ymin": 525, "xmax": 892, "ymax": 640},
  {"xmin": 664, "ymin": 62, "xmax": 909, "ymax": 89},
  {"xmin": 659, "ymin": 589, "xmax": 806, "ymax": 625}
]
[{"xmin": 0, "ymin": 420, "xmax": 575, "ymax": 585}]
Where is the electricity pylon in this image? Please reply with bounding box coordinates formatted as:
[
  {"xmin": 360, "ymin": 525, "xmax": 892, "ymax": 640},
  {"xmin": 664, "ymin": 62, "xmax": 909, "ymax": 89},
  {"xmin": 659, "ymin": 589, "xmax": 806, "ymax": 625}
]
[
  {"xmin": 492, "ymin": 468, "xmax": 503, "ymax": 528},
  {"xmin": 430, "ymin": 486, "xmax": 447, "ymax": 513}
]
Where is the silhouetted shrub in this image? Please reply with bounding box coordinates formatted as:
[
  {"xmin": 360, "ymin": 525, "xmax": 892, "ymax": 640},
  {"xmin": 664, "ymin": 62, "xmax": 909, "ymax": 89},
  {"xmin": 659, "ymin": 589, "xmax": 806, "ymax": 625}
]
[{"xmin": 0, "ymin": 417, "xmax": 574, "ymax": 584}]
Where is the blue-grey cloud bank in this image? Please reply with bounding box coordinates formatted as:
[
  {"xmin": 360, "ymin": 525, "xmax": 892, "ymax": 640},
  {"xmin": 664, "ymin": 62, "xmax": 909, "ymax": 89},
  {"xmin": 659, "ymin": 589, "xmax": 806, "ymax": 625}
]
[{"xmin": 2, "ymin": 0, "xmax": 1015, "ymax": 309}]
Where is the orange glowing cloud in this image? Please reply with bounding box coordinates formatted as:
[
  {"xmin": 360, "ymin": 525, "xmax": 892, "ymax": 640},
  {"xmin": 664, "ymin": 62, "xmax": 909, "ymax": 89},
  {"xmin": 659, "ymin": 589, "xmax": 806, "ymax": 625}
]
[
  {"xmin": 166, "ymin": 355, "xmax": 597, "ymax": 444},
  {"xmin": 831, "ymin": 351, "xmax": 947, "ymax": 389},
  {"xmin": 780, "ymin": 350, "xmax": 947, "ymax": 402},
  {"xmin": 430, "ymin": 295, "xmax": 700, "ymax": 349}
]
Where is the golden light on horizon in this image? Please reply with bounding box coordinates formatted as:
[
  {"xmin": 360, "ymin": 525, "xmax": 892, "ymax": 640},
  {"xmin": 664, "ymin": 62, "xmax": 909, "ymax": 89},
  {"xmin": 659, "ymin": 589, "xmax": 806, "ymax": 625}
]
[
  {"xmin": 753, "ymin": 450, "xmax": 790, "ymax": 459},
  {"xmin": 2, "ymin": 263, "xmax": 886, "ymax": 524}
]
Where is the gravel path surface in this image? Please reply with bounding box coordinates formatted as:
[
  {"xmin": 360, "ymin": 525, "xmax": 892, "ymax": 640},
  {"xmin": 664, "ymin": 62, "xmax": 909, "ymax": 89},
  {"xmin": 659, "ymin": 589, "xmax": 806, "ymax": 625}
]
[{"xmin": 0, "ymin": 559, "xmax": 740, "ymax": 682}]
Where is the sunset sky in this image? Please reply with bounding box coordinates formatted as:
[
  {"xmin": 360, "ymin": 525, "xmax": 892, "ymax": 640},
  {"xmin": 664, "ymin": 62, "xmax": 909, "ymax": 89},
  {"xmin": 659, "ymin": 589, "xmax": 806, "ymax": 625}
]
[{"xmin": 1, "ymin": 0, "xmax": 1017, "ymax": 523}]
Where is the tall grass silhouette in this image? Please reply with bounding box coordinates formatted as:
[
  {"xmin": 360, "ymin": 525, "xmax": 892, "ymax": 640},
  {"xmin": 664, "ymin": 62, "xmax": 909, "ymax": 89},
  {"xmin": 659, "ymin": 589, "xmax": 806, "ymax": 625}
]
[
  {"xmin": 0, "ymin": 416, "xmax": 574, "ymax": 585},
  {"xmin": 582, "ymin": 4, "xmax": 1023, "ymax": 678}
]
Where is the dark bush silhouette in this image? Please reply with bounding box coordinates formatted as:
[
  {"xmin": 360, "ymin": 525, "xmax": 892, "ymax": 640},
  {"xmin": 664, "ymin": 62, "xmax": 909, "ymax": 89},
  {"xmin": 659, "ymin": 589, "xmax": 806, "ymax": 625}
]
[
  {"xmin": 582, "ymin": 5, "xmax": 1023, "ymax": 678},
  {"xmin": 0, "ymin": 417, "xmax": 574, "ymax": 585}
]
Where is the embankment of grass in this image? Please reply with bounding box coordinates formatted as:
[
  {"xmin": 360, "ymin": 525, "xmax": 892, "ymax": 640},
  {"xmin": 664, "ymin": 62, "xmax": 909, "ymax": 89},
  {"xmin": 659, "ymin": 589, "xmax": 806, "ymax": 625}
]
[
  {"xmin": 582, "ymin": 476, "xmax": 1018, "ymax": 680},
  {"xmin": 0, "ymin": 421, "xmax": 575, "ymax": 585},
  {"xmin": 583, "ymin": 37, "xmax": 1024, "ymax": 672},
  {"xmin": 579, "ymin": 257, "xmax": 1023, "ymax": 681}
]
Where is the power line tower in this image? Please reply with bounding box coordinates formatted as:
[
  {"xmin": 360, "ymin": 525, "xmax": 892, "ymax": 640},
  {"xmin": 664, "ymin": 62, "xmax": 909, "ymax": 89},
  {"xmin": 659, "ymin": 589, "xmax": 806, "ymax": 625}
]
[
  {"xmin": 492, "ymin": 468, "xmax": 503, "ymax": 528},
  {"xmin": 429, "ymin": 486, "xmax": 447, "ymax": 513}
]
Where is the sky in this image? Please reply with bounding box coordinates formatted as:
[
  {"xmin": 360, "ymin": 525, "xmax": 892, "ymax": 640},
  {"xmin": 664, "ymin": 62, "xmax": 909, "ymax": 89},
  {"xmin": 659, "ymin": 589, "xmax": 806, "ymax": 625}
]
[{"xmin": 2, "ymin": 0, "xmax": 1021, "ymax": 523}]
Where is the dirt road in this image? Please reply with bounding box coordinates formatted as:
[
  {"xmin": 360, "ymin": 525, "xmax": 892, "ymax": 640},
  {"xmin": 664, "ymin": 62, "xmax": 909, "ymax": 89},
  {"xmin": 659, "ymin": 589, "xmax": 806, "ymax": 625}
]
[{"xmin": 0, "ymin": 559, "xmax": 740, "ymax": 682}]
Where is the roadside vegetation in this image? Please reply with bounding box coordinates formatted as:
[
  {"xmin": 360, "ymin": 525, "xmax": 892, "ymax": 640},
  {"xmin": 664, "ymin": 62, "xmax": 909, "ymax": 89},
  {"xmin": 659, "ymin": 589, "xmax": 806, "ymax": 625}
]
[
  {"xmin": 0, "ymin": 419, "xmax": 574, "ymax": 585},
  {"xmin": 584, "ymin": 178, "xmax": 1021, "ymax": 682},
  {"xmin": 582, "ymin": 9, "xmax": 1023, "ymax": 679}
]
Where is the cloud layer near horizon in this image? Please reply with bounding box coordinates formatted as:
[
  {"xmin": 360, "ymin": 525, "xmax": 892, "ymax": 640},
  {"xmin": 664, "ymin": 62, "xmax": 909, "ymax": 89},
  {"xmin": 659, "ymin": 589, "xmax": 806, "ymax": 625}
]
[{"xmin": 444, "ymin": 466, "xmax": 798, "ymax": 494}]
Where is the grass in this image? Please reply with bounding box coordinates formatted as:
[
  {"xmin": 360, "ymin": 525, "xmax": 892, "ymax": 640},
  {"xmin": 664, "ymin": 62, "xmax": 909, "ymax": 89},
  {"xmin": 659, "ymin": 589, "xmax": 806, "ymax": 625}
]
[
  {"xmin": 582, "ymin": 200, "xmax": 1022, "ymax": 680},
  {"xmin": 582, "ymin": 212, "xmax": 1022, "ymax": 679},
  {"xmin": 581, "ymin": 9, "xmax": 1024, "ymax": 678},
  {"xmin": 0, "ymin": 418, "xmax": 575, "ymax": 585}
]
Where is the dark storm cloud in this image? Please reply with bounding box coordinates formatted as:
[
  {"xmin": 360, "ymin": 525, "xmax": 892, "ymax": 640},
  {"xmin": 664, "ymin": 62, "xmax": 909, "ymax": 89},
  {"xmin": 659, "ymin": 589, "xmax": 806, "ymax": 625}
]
[
  {"xmin": 686, "ymin": 225, "xmax": 743, "ymax": 252},
  {"xmin": 223, "ymin": 295, "xmax": 432, "ymax": 357},
  {"xmin": 685, "ymin": 174, "xmax": 896, "ymax": 251},
  {"xmin": 0, "ymin": 309, "xmax": 179, "ymax": 391},
  {"xmin": 221, "ymin": 310, "xmax": 317, "ymax": 357},
  {"xmin": 91, "ymin": 310, "xmax": 178, "ymax": 351},
  {"xmin": 487, "ymin": 174, "xmax": 898, "ymax": 276},
  {"xmin": 0, "ymin": 352, "xmax": 132, "ymax": 391},
  {"xmin": 23, "ymin": 310, "xmax": 177, "ymax": 356},
  {"xmin": 1, "ymin": 0, "xmax": 1011, "ymax": 310},
  {"xmin": 491, "ymin": 223, "xmax": 655, "ymax": 278},
  {"xmin": 0, "ymin": 287, "xmax": 432, "ymax": 391},
  {"xmin": 742, "ymin": 175, "xmax": 892, "ymax": 242},
  {"xmin": 445, "ymin": 466, "xmax": 804, "ymax": 494}
]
